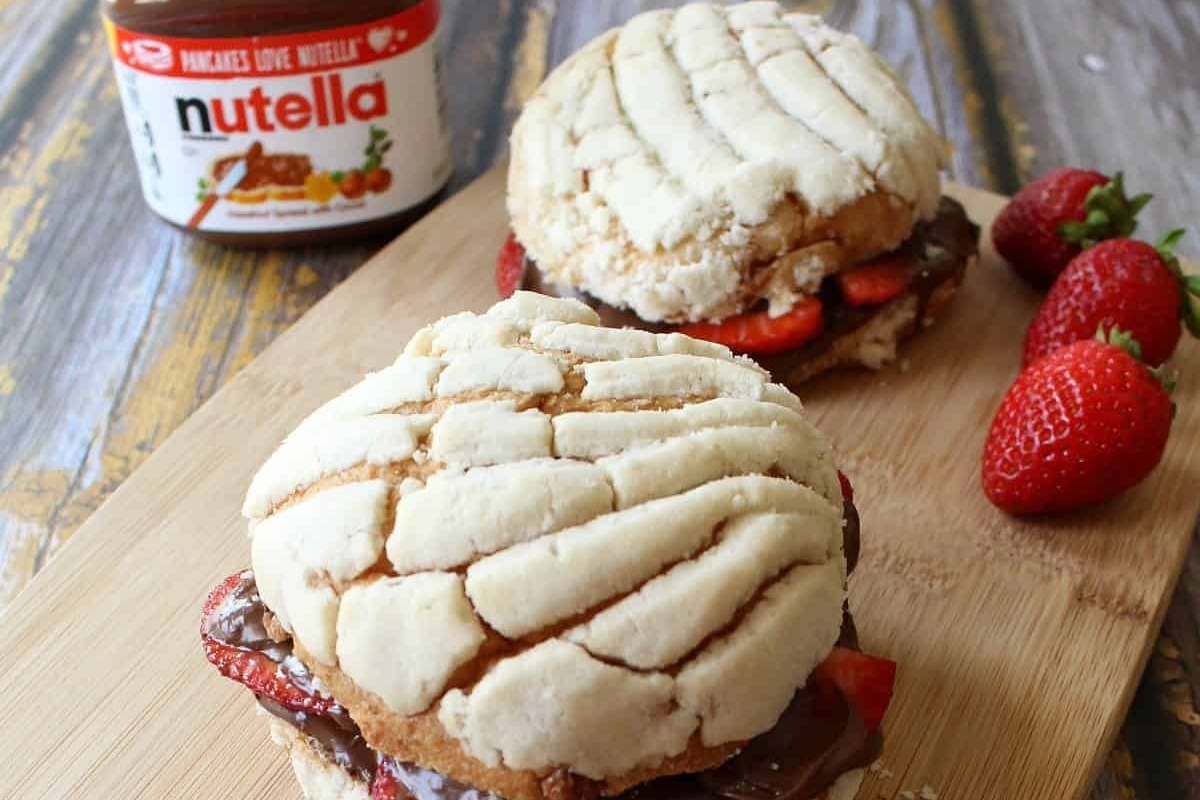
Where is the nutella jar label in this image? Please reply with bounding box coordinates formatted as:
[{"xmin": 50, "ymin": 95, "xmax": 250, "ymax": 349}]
[{"xmin": 103, "ymin": 0, "xmax": 451, "ymax": 234}]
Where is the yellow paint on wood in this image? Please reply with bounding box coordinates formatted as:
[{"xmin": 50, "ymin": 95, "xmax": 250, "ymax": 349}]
[
  {"xmin": 0, "ymin": 237, "xmax": 351, "ymax": 612},
  {"xmin": 1157, "ymin": 671, "xmax": 1200, "ymax": 726},
  {"xmin": 0, "ymin": 365, "xmax": 16, "ymax": 396},
  {"xmin": 1103, "ymin": 740, "xmax": 1141, "ymax": 800},
  {"xmin": 0, "ymin": 120, "xmax": 34, "ymax": 245},
  {"xmin": 961, "ymin": 2, "xmax": 1037, "ymax": 183},
  {"xmin": 0, "ymin": 521, "xmax": 41, "ymax": 608},
  {"xmin": 10, "ymin": 245, "xmax": 289, "ymax": 590},
  {"xmin": 0, "ymin": 468, "xmax": 72, "ymax": 534},
  {"xmin": 0, "ymin": 117, "xmax": 95, "ymax": 301},
  {"xmin": 295, "ymin": 264, "xmax": 320, "ymax": 288},
  {"xmin": 504, "ymin": 0, "xmax": 553, "ymax": 112},
  {"xmin": 1001, "ymin": 101, "xmax": 1039, "ymax": 180},
  {"xmin": 930, "ymin": 5, "xmax": 999, "ymax": 190},
  {"xmin": 0, "ymin": 25, "xmax": 109, "ymax": 303},
  {"xmin": 224, "ymin": 252, "xmax": 290, "ymax": 377},
  {"xmin": 4, "ymin": 117, "xmax": 93, "ymax": 221},
  {"xmin": 0, "ymin": 468, "xmax": 72, "ymax": 607},
  {"xmin": 1156, "ymin": 631, "xmax": 1182, "ymax": 659}
]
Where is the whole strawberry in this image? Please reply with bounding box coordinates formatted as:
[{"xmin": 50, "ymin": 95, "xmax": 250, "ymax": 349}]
[
  {"xmin": 1023, "ymin": 231, "xmax": 1200, "ymax": 367},
  {"xmin": 983, "ymin": 329, "xmax": 1174, "ymax": 514},
  {"xmin": 993, "ymin": 169, "xmax": 1150, "ymax": 287}
]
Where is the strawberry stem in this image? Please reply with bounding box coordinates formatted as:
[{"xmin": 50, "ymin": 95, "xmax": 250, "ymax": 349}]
[
  {"xmin": 1059, "ymin": 172, "xmax": 1152, "ymax": 248},
  {"xmin": 1154, "ymin": 367, "xmax": 1179, "ymax": 396},
  {"xmin": 1097, "ymin": 326, "xmax": 1179, "ymax": 395}
]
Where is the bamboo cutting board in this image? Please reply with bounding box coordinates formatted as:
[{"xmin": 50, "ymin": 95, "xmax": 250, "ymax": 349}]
[{"xmin": 1, "ymin": 167, "xmax": 1197, "ymax": 800}]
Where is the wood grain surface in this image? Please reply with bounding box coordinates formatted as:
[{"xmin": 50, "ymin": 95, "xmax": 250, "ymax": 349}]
[
  {"xmin": 0, "ymin": 170, "xmax": 1197, "ymax": 800},
  {"xmin": 0, "ymin": 1, "xmax": 1196, "ymax": 798}
]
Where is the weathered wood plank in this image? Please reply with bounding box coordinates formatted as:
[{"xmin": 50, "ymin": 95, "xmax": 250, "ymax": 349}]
[{"xmin": 966, "ymin": 0, "xmax": 1200, "ymax": 243}]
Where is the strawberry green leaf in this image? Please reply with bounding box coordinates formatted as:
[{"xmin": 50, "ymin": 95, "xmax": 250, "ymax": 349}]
[
  {"xmin": 1059, "ymin": 172, "xmax": 1151, "ymax": 248},
  {"xmin": 1158, "ymin": 228, "xmax": 1186, "ymax": 254},
  {"xmin": 1097, "ymin": 325, "xmax": 1144, "ymax": 361},
  {"xmin": 1099, "ymin": 327, "xmax": 1178, "ymax": 393},
  {"xmin": 1154, "ymin": 368, "xmax": 1179, "ymax": 395},
  {"xmin": 1183, "ymin": 296, "xmax": 1200, "ymax": 338},
  {"xmin": 1153, "ymin": 229, "xmax": 1200, "ymax": 338}
]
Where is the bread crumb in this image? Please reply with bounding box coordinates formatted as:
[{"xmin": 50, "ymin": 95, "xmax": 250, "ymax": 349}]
[
  {"xmin": 868, "ymin": 761, "xmax": 894, "ymax": 779},
  {"xmin": 898, "ymin": 358, "xmax": 911, "ymax": 374},
  {"xmin": 919, "ymin": 786, "xmax": 938, "ymax": 800}
]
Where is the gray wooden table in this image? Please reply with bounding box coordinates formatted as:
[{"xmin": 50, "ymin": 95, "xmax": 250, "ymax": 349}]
[{"xmin": 0, "ymin": 1, "xmax": 1196, "ymax": 798}]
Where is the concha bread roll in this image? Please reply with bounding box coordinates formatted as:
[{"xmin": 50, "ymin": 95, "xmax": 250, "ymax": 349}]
[
  {"xmin": 507, "ymin": 1, "xmax": 948, "ymax": 324},
  {"xmin": 245, "ymin": 291, "xmax": 849, "ymax": 800}
]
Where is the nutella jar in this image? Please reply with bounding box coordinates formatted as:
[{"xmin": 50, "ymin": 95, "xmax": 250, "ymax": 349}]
[{"xmin": 102, "ymin": 0, "xmax": 452, "ymax": 247}]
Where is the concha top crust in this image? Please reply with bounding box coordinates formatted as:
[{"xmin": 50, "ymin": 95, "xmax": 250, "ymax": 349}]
[
  {"xmin": 507, "ymin": 2, "xmax": 948, "ymax": 323},
  {"xmin": 245, "ymin": 291, "xmax": 847, "ymax": 799}
]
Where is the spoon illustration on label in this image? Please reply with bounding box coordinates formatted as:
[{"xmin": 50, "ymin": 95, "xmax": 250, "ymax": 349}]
[{"xmin": 188, "ymin": 157, "xmax": 248, "ymax": 228}]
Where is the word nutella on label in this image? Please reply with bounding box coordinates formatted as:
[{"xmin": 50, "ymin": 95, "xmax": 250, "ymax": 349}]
[{"xmin": 102, "ymin": 0, "xmax": 452, "ymax": 246}]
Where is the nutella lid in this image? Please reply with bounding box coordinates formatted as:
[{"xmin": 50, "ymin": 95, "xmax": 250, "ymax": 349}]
[{"xmin": 102, "ymin": 0, "xmax": 451, "ymax": 237}]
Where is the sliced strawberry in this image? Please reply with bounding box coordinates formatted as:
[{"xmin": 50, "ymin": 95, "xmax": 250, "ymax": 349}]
[
  {"xmin": 837, "ymin": 471, "xmax": 854, "ymax": 503},
  {"xmin": 495, "ymin": 232, "xmax": 526, "ymax": 299},
  {"xmin": 809, "ymin": 646, "xmax": 897, "ymax": 731},
  {"xmin": 837, "ymin": 257, "xmax": 911, "ymax": 307},
  {"xmin": 371, "ymin": 759, "xmax": 403, "ymax": 800},
  {"xmin": 678, "ymin": 296, "xmax": 824, "ymax": 356},
  {"xmin": 200, "ymin": 571, "xmax": 247, "ymax": 636},
  {"xmin": 200, "ymin": 573, "xmax": 336, "ymax": 716}
]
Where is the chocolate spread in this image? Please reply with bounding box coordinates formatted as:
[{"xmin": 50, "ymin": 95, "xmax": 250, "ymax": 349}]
[
  {"xmin": 520, "ymin": 197, "xmax": 980, "ymax": 380},
  {"xmin": 207, "ymin": 502, "xmax": 876, "ymax": 800},
  {"xmin": 206, "ymin": 577, "xmax": 377, "ymax": 781}
]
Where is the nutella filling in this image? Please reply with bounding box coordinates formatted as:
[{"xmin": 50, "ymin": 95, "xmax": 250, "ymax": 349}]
[
  {"xmin": 208, "ymin": 502, "xmax": 875, "ymax": 800},
  {"xmin": 519, "ymin": 197, "xmax": 980, "ymax": 379}
]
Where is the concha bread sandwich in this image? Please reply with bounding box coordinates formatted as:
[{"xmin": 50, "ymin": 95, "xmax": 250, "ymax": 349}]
[
  {"xmin": 200, "ymin": 292, "xmax": 896, "ymax": 800},
  {"xmin": 501, "ymin": 1, "xmax": 979, "ymax": 383}
]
